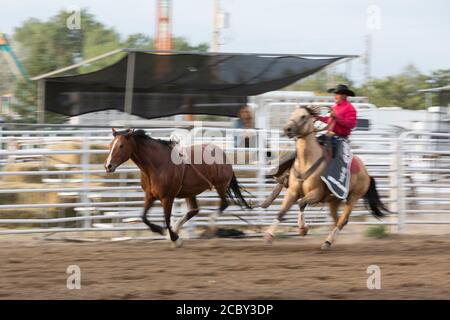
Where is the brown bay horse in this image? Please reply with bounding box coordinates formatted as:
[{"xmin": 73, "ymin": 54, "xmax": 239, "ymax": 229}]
[
  {"xmin": 104, "ymin": 128, "xmax": 251, "ymax": 247},
  {"xmin": 264, "ymin": 106, "xmax": 390, "ymax": 250}
]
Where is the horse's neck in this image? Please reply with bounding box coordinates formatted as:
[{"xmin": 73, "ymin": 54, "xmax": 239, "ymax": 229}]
[
  {"xmin": 131, "ymin": 139, "xmax": 172, "ymax": 174},
  {"xmin": 295, "ymin": 134, "xmax": 322, "ymax": 169}
]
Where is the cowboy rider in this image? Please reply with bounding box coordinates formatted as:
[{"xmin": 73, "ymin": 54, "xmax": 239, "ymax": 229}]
[
  {"xmin": 265, "ymin": 84, "xmax": 359, "ymax": 204},
  {"xmin": 315, "ymin": 84, "xmax": 357, "ymax": 155},
  {"xmin": 313, "ymin": 84, "xmax": 358, "ymax": 199}
]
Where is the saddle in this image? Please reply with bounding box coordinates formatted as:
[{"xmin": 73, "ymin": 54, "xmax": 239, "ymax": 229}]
[{"xmin": 268, "ymin": 135, "xmax": 360, "ymax": 189}]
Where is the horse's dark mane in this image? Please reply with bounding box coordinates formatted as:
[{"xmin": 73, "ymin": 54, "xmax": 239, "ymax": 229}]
[
  {"xmin": 134, "ymin": 129, "xmax": 174, "ymax": 148},
  {"xmin": 115, "ymin": 129, "xmax": 174, "ymax": 148}
]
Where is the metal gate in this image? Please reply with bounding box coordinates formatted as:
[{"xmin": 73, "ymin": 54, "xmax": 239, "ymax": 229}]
[{"xmin": 0, "ymin": 128, "xmax": 448, "ymax": 238}]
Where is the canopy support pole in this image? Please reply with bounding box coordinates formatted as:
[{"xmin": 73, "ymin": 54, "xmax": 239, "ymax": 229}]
[
  {"xmin": 124, "ymin": 52, "xmax": 136, "ymax": 116},
  {"xmin": 37, "ymin": 80, "xmax": 45, "ymax": 124}
]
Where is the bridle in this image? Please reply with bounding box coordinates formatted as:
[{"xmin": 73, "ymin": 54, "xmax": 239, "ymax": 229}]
[
  {"xmin": 287, "ymin": 115, "xmax": 328, "ymax": 138},
  {"xmin": 292, "ymin": 150, "xmax": 325, "ymax": 182},
  {"xmin": 287, "ymin": 113, "xmax": 329, "ymax": 182}
]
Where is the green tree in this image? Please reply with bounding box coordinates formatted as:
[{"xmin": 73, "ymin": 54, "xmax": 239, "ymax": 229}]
[
  {"xmin": 360, "ymin": 65, "xmax": 449, "ymax": 110},
  {"xmin": 77, "ymin": 11, "xmax": 125, "ymax": 73},
  {"xmin": 172, "ymin": 37, "xmax": 209, "ymax": 52},
  {"xmin": 13, "ymin": 11, "xmax": 93, "ymax": 122},
  {"xmin": 0, "ymin": 56, "xmax": 16, "ymax": 94},
  {"xmin": 427, "ymin": 69, "xmax": 450, "ymax": 88},
  {"xmin": 287, "ymin": 70, "xmax": 355, "ymax": 95},
  {"xmin": 123, "ymin": 33, "xmax": 154, "ymax": 50},
  {"xmin": 10, "ymin": 9, "xmax": 209, "ymax": 123},
  {"xmin": 425, "ymin": 69, "xmax": 450, "ymax": 106}
]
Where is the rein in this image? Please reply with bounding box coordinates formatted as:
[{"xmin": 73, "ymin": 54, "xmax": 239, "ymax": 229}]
[
  {"xmin": 174, "ymin": 146, "xmax": 214, "ymax": 191},
  {"xmin": 187, "ymin": 163, "xmax": 214, "ymax": 190},
  {"xmin": 130, "ymin": 139, "xmax": 188, "ymax": 196},
  {"xmin": 293, "ymin": 152, "xmax": 325, "ymax": 182},
  {"xmin": 131, "ymin": 134, "xmax": 215, "ymax": 196},
  {"xmin": 175, "ymin": 161, "xmax": 187, "ymax": 196},
  {"xmin": 291, "ymin": 121, "xmax": 328, "ymax": 182}
]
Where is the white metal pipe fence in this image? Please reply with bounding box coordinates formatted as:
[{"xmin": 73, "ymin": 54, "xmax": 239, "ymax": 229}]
[{"xmin": 0, "ymin": 128, "xmax": 448, "ymax": 237}]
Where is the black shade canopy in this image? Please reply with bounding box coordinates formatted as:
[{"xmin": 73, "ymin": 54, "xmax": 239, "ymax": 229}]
[{"xmin": 42, "ymin": 50, "xmax": 344, "ymax": 119}]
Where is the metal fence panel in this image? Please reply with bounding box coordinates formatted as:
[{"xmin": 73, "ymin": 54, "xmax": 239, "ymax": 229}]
[{"xmin": 0, "ymin": 128, "xmax": 448, "ymax": 237}]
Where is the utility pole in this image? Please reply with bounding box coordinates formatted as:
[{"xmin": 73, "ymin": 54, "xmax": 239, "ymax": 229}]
[
  {"xmin": 211, "ymin": 0, "xmax": 229, "ymax": 52},
  {"xmin": 37, "ymin": 80, "xmax": 45, "ymax": 124},
  {"xmin": 212, "ymin": 0, "xmax": 221, "ymax": 52},
  {"xmin": 364, "ymin": 34, "xmax": 372, "ymax": 99}
]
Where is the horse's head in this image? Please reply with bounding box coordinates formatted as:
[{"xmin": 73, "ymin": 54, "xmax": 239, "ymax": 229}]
[
  {"xmin": 283, "ymin": 105, "xmax": 320, "ymax": 138},
  {"xmin": 104, "ymin": 128, "xmax": 135, "ymax": 173}
]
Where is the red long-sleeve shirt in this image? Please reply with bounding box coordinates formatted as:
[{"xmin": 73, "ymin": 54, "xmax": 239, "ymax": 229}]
[{"xmin": 317, "ymin": 100, "xmax": 357, "ymax": 137}]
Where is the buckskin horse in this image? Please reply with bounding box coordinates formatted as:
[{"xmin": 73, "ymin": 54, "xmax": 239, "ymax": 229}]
[
  {"xmin": 104, "ymin": 128, "xmax": 251, "ymax": 247},
  {"xmin": 263, "ymin": 106, "xmax": 390, "ymax": 250}
]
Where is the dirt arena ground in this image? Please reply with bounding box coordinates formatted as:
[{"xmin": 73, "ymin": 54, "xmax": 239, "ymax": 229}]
[{"xmin": 0, "ymin": 233, "xmax": 449, "ymax": 299}]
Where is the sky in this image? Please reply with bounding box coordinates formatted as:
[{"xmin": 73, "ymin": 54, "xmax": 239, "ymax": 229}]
[{"xmin": 1, "ymin": 0, "xmax": 449, "ymax": 83}]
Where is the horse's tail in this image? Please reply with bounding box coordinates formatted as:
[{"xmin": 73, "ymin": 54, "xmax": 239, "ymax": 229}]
[
  {"xmin": 226, "ymin": 173, "xmax": 252, "ymax": 209},
  {"xmin": 363, "ymin": 176, "xmax": 390, "ymax": 218}
]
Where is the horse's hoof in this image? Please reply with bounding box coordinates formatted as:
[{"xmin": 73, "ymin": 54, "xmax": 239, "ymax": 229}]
[
  {"xmin": 299, "ymin": 226, "xmax": 309, "ymax": 236},
  {"xmin": 264, "ymin": 232, "xmax": 274, "ymax": 244},
  {"xmin": 321, "ymin": 241, "xmax": 332, "ymax": 251},
  {"xmin": 171, "ymin": 238, "xmax": 183, "ymax": 248}
]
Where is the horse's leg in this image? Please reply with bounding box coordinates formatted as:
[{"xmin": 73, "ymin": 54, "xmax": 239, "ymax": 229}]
[
  {"xmin": 218, "ymin": 187, "xmax": 229, "ymax": 213},
  {"xmin": 265, "ymin": 190, "xmax": 298, "ymax": 242},
  {"xmin": 173, "ymin": 196, "xmax": 199, "ymax": 234},
  {"xmin": 142, "ymin": 196, "xmax": 165, "ymax": 235},
  {"xmin": 161, "ymin": 197, "xmax": 183, "ymax": 248},
  {"xmin": 208, "ymin": 184, "xmax": 229, "ymax": 234},
  {"xmin": 328, "ymin": 197, "xmax": 341, "ymax": 226},
  {"xmin": 294, "ymin": 187, "xmax": 325, "ymax": 236},
  {"xmin": 321, "ymin": 195, "xmax": 358, "ymax": 250},
  {"xmin": 298, "ymin": 187, "xmax": 324, "ymax": 207},
  {"xmin": 298, "ymin": 204, "xmax": 308, "ymax": 236}
]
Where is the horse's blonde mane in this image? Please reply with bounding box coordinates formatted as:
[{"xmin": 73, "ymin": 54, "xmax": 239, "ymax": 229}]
[{"xmin": 301, "ymin": 105, "xmax": 322, "ymax": 117}]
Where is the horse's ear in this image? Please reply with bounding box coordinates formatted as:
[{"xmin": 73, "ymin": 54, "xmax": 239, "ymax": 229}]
[
  {"xmin": 112, "ymin": 128, "xmax": 117, "ymax": 137},
  {"xmin": 304, "ymin": 105, "xmax": 312, "ymax": 114},
  {"xmin": 124, "ymin": 128, "xmax": 134, "ymax": 138},
  {"xmin": 305, "ymin": 105, "xmax": 321, "ymax": 117}
]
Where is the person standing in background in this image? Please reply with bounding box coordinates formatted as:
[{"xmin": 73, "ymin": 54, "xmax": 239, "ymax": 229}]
[{"xmin": 234, "ymin": 105, "xmax": 255, "ymax": 163}]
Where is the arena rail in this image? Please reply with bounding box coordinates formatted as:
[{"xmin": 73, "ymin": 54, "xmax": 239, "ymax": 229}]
[{"xmin": 0, "ymin": 128, "xmax": 448, "ymax": 238}]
